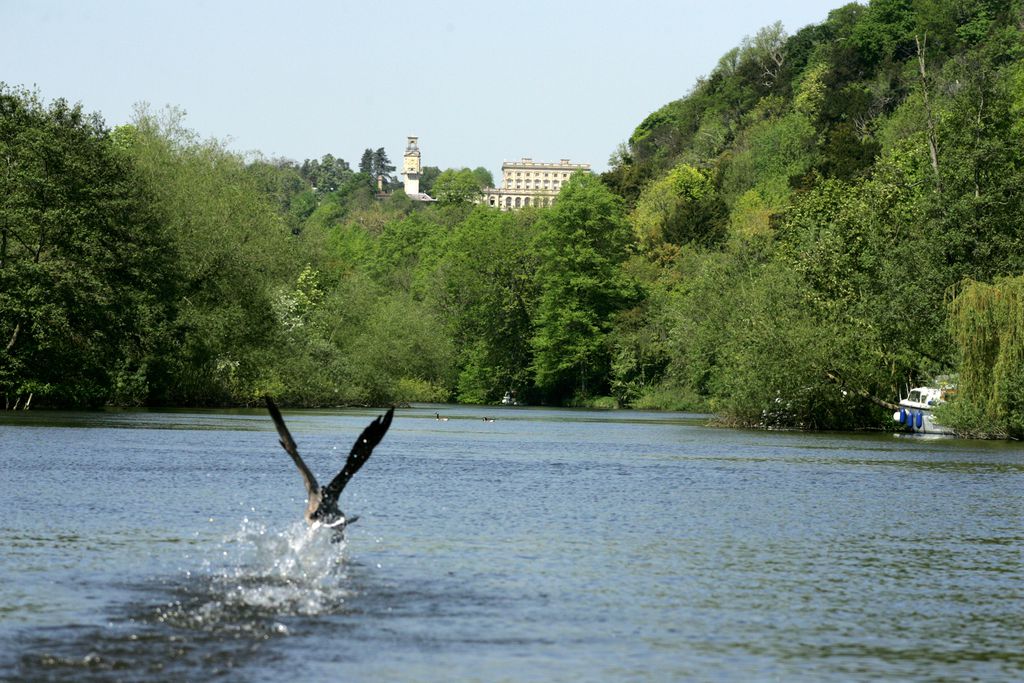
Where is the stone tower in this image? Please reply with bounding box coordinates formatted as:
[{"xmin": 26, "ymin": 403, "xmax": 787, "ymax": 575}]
[{"xmin": 402, "ymin": 136, "xmax": 421, "ymax": 195}]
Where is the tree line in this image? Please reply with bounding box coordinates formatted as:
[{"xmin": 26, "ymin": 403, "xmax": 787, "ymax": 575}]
[{"xmin": 4, "ymin": 0, "xmax": 1024, "ymax": 437}]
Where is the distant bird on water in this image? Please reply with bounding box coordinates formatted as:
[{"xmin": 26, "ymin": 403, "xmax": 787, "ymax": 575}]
[
  {"xmin": 435, "ymin": 412, "xmax": 449, "ymax": 422},
  {"xmin": 265, "ymin": 396, "xmax": 393, "ymax": 534},
  {"xmin": 482, "ymin": 417, "xmax": 496, "ymax": 423}
]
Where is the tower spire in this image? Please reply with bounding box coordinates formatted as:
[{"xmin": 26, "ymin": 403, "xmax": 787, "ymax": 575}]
[{"xmin": 402, "ymin": 135, "xmax": 421, "ymax": 195}]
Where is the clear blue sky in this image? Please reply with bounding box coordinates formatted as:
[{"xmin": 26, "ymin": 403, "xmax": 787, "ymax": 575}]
[{"xmin": 2, "ymin": 0, "xmax": 841, "ymax": 176}]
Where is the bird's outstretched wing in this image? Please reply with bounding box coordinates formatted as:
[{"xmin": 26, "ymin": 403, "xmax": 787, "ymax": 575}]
[
  {"xmin": 265, "ymin": 396, "xmax": 319, "ymax": 498},
  {"xmin": 321, "ymin": 407, "xmax": 394, "ymax": 504}
]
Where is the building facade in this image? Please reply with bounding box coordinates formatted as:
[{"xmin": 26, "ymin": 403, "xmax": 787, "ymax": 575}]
[{"xmin": 483, "ymin": 158, "xmax": 590, "ymax": 210}]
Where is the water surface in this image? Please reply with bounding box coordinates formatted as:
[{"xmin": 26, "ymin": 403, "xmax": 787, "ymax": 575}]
[{"xmin": 1, "ymin": 405, "xmax": 1021, "ymax": 681}]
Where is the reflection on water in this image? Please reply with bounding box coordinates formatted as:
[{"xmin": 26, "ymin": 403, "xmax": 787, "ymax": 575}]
[{"xmin": 1, "ymin": 406, "xmax": 1022, "ymax": 681}]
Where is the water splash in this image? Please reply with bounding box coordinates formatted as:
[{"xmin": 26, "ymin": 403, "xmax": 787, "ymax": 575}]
[
  {"xmin": 213, "ymin": 517, "xmax": 352, "ymax": 615},
  {"xmin": 157, "ymin": 519, "xmax": 353, "ymax": 636}
]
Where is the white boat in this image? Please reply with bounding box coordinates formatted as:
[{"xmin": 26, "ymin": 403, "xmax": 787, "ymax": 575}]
[{"xmin": 893, "ymin": 385, "xmax": 955, "ymax": 435}]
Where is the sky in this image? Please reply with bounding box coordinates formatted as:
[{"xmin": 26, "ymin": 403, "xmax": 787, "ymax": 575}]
[{"xmin": 2, "ymin": 0, "xmax": 843, "ymax": 178}]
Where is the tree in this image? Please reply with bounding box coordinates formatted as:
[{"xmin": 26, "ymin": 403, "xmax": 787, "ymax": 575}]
[
  {"xmin": 300, "ymin": 153, "xmax": 351, "ymax": 193},
  {"xmin": 738, "ymin": 21, "xmax": 788, "ymax": 91},
  {"xmin": 631, "ymin": 163, "xmax": 726, "ymax": 251},
  {"xmin": 343, "ymin": 291, "xmax": 456, "ymax": 404},
  {"xmin": 605, "ymin": 259, "xmax": 677, "ymax": 407},
  {"xmin": 944, "ymin": 276, "xmax": 1024, "ymax": 438},
  {"xmin": 247, "ymin": 158, "xmax": 314, "ymax": 235},
  {"xmin": 419, "ymin": 165, "xmax": 441, "ymax": 194},
  {"xmin": 368, "ymin": 211, "xmax": 449, "ymax": 290},
  {"xmin": 702, "ymin": 259, "xmax": 881, "ymax": 429},
  {"xmin": 0, "ymin": 86, "xmax": 173, "ymax": 407},
  {"xmin": 530, "ymin": 173, "xmax": 637, "ymax": 402},
  {"xmin": 419, "ymin": 206, "xmax": 541, "ymax": 403},
  {"xmin": 721, "ymin": 110, "xmax": 818, "ymax": 208},
  {"xmin": 372, "ymin": 147, "xmax": 395, "ymax": 185},
  {"xmin": 470, "ymin": 166, "xmax": 495, "ymax": 188},
  {"xmin": 431, "ymin": 168, "xmax": 482, "ymax": 205},
  {"xmin": 124, "ymin": 104, "xmax": 299, "ymax": 404},
  {"xmin": 928, "ymin": 36, "xmax": 1024, "ymax": 281},
  {"xmin": 358, "ymin": 148, "xmax": 373, "ymax": 175}
]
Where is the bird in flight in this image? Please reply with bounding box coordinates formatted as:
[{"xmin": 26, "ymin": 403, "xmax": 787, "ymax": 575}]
[{"xmin": 265, "ymin": 396, "xmax": 394, "ymax": 534}]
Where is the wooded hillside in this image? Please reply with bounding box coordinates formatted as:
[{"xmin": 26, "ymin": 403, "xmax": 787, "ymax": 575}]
[{"xmin": 4, "ymin": 0, "xmax": 1024, "ymax": 436}]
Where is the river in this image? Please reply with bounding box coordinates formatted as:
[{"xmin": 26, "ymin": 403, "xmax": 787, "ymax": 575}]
[{"xmin": 1, "ymin": 405, "xmax": 1021, "ymax": 681}]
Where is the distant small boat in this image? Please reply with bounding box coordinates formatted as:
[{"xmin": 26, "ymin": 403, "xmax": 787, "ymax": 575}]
[{"xmin": 893, "ymin": 385, "xmax": 955, "ymax": 435}]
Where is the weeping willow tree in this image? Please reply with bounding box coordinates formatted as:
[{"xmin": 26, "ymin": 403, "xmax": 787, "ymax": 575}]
[{"xmin": 945, "ymin": 277, "xmax": 1024, "ymax": 438}]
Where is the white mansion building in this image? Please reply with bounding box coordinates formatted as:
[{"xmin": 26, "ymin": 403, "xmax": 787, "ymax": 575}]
[
  {"xmin": 484, "ymin": 158, "xmax": 591, "ymax": 210},
  {"xmin": 399, "ymin": 136, "xmax": 590, "ymax": 210}
]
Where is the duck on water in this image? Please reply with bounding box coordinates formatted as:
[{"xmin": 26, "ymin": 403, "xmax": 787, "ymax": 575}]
[{"xmin": 265, "ymin": 397, "xmax": 394, "ymax": 535}]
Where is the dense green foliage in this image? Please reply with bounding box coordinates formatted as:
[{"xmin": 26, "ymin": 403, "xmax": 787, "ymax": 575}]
[
  {"xmin": 942, "ymin": 276, "xmax": 1024, "ymax": 438},
  {"xmin": 1, "ymin": 88, "xmax": 172, "ymax": 407},
  {"xmin": 5, "ymin": 0, "xmax": 1024, "ymax": 436},
  {"xmin": 531, "ymin": 175, "xmax": 637, "ymax": 403},
  {"xmin": 599, "ymin": 0, "xmax": 1024, "ymax": 432}
]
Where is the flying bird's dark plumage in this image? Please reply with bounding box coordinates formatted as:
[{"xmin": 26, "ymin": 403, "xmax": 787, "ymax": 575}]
[{"xmin": 265, "ymin": 396, "xmax": 393, "ymax": 532}]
